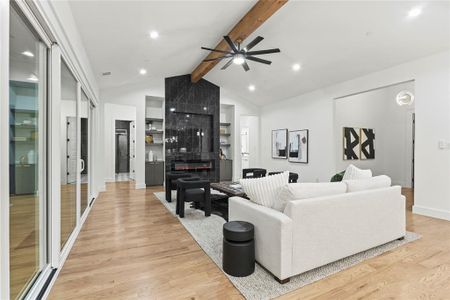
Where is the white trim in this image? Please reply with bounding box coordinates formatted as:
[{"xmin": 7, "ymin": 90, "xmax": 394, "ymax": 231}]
[
  {"xmin": 135, "ymin": 182, "xmax": 146, "ymax": 189},
  {"xmin": 0, "ymin": 1, "xmax": 10, "ymax": 298},
  {"xmin": 413, "ymin": 205, "xmax": 450, "ymax": 221},
  {"xmin": 49, "ymin": 44, "xmax": 62, "ymax": 268},
  {"xmin": 105, "ymin": 177, "xmax": 116, "ymax": 183}
]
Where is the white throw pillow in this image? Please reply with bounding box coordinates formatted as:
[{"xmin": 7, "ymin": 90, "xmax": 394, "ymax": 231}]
[
  {"xmin": 344, "ymin": 175, "xmax": 392, "ymax": 193},
  {"xmin": 277, "ymin": 182, "xmax": 347, "ymax": 211},
  {"xmin": 240, "ymin": 171, "xmax": 289, "ymax": 209},
  {"xmin": 342, "ymin": 164, "xmax": 372, "ymax": 181}
]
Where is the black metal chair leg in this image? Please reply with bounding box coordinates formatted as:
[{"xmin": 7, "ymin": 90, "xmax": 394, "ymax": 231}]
[
  {"xmin": 175, "ymin": 186, "xmax": 180, "ymax": 214},
  {"xmin": 179, "ymin": 188, "xmax": 185, "ymax": 218},
  {"xmin": 204, "ymin": 188, "xmax": 211, "ymax": 217}
]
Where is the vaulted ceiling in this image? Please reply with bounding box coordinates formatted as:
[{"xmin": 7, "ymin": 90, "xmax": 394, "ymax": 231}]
[{"xmin": 69, "ymin": 1, "xmax": 450, "ymax": 105}]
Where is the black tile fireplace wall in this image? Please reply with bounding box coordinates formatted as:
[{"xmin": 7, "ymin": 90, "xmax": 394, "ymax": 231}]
[{"xmin": 165, "ymin": 74, "xmax": 220, "ymax": 182}]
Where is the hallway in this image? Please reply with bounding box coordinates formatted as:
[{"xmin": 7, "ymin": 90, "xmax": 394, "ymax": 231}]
[{"xmin": 49, "ymin": 182, "xmax": 450, "ymax": 299}]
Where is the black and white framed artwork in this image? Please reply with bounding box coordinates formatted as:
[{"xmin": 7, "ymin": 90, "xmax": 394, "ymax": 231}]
[
  {"xmin": 272, "ymin": 129, "xmax": 288, "ymax": 159},
  {"xmin": 288, "ymin": 129, "xmax": 309, "ymax": 163},
  {"xmin": 343, "ymin": 127, "xmax": 360, "ymax": 160},
  {"xmin": 360, "ymin": 128, "xmax": 375, "ymax": 159}
]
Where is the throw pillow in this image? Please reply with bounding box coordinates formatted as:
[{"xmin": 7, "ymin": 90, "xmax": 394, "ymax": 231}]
[
  {"xmin": 277, "ymin": 182, "xmax": 347, "ymax": 211},
  {"xmin": 344, "ymin": 175, "xmax": 392, "ymax": 192},
  {"xmin": 240, "ymin": 171, "xmax": 289, "ymax": 209},
  {"xmin": 342, "ymin": 164, "xmax": 372, "ymax": 181}
]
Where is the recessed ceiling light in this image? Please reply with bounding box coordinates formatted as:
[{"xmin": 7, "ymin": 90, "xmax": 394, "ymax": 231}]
[
  {"xmin": 292, "ymin": 63, "xmax": 301, "ymax": 71},
  {"xmin": 22, "ymin": 51, "xmax": 34, "ymax": 57},
  {"xmin": 27, "ymin": 74, "xmax": 38, "ymax": 82},
  {"xmin": 170, "ymin": 107, "xmax": 176, "ymax": 112},
  {"xmin": 139, "ymin": 68, "xmax": 147, "ymax": 75},
  {"xmin": 150, "ymin": 30, "xmax": 159, "ymax": 39},
  {"xmin": 408, "ymin": 6, "xmax": 422, "ymax": 18},
  {"xmin": 248, "ymin": 84, "xmax": 255, "ymax": 92}
]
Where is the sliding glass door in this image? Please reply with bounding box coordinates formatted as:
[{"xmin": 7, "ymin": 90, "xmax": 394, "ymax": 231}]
[
  {"xmin": 60, "ymin": 60, "xmax": 78, "ymax": 249},
  {"xmin": 80, "ymin": 90, "xmax": 90, "ymax": 216},
  {"xmin": 9, "ymin": 6, "xmax": 48, "ymax": 299}
]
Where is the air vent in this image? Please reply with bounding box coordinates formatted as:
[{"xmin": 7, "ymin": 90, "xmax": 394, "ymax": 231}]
[{"xmin": 102, "ymin": 71, "xmax": 112, "ymax": 76}]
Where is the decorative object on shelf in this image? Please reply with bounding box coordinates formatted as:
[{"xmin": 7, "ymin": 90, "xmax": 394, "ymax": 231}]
[
  {"xmin": 147, "ymin": 150, "xmax": 153, "ymax": 162},
  {"xmin": 272, "ymin": 129, "xmax": 287, "ymax": 159},
  {"xmin": 219, "ymin": 148, "xmax": 226, "ymax": 160},
  {"xmin": 145, "ymin": 134, "xmax": 154, "ymax": 144},
  {"xmin": 343, "ymin": 127, "xmax": 360, "ymax": 160},
  {"xmin": 360, "ymin": 128, "xmax": 375, "ymax": 160},
  {"xmin": 288, "ymin": 129, "xmax": 309, "ymax": 163}
]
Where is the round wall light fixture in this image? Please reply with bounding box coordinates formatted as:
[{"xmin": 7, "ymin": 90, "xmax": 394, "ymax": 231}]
[{"xmin": 396, "ymin": 90, "xmax": 415, "ymax": 106}]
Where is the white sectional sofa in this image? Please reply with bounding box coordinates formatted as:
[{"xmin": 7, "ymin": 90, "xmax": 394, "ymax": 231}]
[{"xmin": 228, "ymin": 184, "xmax": 406, "ymax": 283}]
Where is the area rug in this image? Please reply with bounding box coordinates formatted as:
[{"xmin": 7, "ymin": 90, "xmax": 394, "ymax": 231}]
[{"xmin": 153, "ymin": 192, "xmax": 420, "ymax": 300}]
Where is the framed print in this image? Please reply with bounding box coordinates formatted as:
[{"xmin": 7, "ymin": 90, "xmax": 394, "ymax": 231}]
[
  {"xmin": 272, "ymin": 129, "xmax": 288, "ymax": 159},
  {"xmin": 360, "ymin": 128, "xmax": 375, "ymax": 159},
  {"xmin": 288, "ymin": 129, "xmax": 309, "ymax": 163},
  {"xmin": 343, "ymin": 127, "xmax": 360, "ymax": 160}
]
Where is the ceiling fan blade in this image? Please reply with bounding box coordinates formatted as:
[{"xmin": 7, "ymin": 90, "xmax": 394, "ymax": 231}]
[
  {"xmin": 221, "ymin": 58, "xmax": 234, "ymax": 70},
  {"xmin": 242, "ymin": 61, "xmax": 250, "ymax": 72},
  {"xmin": 201, "ymin": 47, "xmax": 233, "ymax": 54},
  {"xmin": 244, "ymin": 36, "xmax": 264, "ymax": 51},
  {"xmin": 246, "ymin": 56, "xmax": 272, "ymax": 65},
  {"xmin": 245, "ymin": 48, "xmax": 281, "ymax": 56},
  {"xmin": 203, "ymin": 55, "xmax": 232, "ymax": 62},
  {"xmin": 223, "ymin": 36, "xmax": 239, "ymax": 53}
]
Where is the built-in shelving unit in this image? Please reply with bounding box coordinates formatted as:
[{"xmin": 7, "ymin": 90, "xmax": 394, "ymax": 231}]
[
  {"xmin": 145, "ymin": 96, "xmax": 165, "ymax": 186},
  {"xmin": 220, "ymin": 105, "xmax": 234, "ymax": 181}
]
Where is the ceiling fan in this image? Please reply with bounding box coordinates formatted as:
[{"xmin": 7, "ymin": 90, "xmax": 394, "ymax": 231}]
[{"xmin": 201, "ymin": 35, "xmax": 280, "ymax": 72}]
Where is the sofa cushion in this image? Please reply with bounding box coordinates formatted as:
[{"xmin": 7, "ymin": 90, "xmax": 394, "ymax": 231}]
[
  {"xmin": 342, "ymin": 164, "xmax": 372, "ymax": 181},
  {"xmin": 240, "ymin": 171, "xmax": 289, "ymax": 209},
  {"xmin": 277, "ymin": 182, "xmax": 347, "ymax": 212},
  {"xmin": 344, "ymin": 175, "xmax": 392, "ymax": 192}
]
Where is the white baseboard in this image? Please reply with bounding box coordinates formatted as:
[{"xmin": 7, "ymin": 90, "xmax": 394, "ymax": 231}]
[
  {"xmin": 105, "ymin": 177, "xmax": 115, "ymax": 183},
  {"xmin": 135, "ymin": 182, "xmax": 146, "ymax": 189},
  {"xmin": 413, "ymin": 205, "xmax": 450, "ymax": 221},
  {"xmin": 98, "ymin": 184, "xmax": 106, "ymax": 192}
]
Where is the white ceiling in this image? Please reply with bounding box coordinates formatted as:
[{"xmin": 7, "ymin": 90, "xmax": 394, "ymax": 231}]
[{"xmin": 69, "ymin": 1, "xmax": 450, "ymax": 106}]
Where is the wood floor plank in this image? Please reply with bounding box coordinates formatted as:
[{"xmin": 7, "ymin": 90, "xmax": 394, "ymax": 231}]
[{"xmin": 49, "ymin": 184, "xmax": 450, "ymax": 300}]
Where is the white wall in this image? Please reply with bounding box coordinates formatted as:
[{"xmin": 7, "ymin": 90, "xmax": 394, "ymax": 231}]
[
  {"xmin": 221, "ymin": 88, "xmax": 261, "ymax": 180},
  {"xmin": 260, "ymin": 50, "xmax": 450, "ymax": 221},
  {"xmin": 334, "ymin": 81, "xmax": 415, "ymax": 187}
]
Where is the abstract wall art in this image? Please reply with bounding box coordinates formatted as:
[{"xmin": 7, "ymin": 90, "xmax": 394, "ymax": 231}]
[
  {"xmin": 343, "ymin": 127, "xmax": 360, "ymax": 160},
  {"xmin": 360, "ymin": 128, "xmax": 375, "ymax": 159},
  {"xmin": 272, "ymin": 129, "xmax": 288, "ymax": 159},
  {"xmin": 288, "ymin": 129, "xmax": 309, "ymax": 163}
]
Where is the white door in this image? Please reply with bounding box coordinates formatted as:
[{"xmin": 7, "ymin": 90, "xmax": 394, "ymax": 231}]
[
  {"xmin": 241, "ymin": 127, "xmax": 250, "ymax": 169},
  {"xmin": 129, "ymin": 121, "xmax": 136, "ymax": 180}
]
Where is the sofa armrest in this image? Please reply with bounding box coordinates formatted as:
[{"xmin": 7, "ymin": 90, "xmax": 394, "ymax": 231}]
[{"xmin": 228, "ymin": 197, "xmax": 293, "ymax": 280}]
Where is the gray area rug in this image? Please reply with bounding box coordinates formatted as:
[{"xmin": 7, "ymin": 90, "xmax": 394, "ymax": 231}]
[{"xmin": 154, "ymin": 191, "xmax": 420, "ymax": 300}]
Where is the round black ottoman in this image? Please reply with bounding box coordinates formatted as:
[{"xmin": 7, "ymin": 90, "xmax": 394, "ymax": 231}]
[{"xmin": 222, "ymin": 221, "xmax": 255, "ymax": 277}]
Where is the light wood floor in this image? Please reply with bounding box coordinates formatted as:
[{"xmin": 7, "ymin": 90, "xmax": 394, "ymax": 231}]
[{"xmin": 49, "ymin": 183, "xmax": 450, "ymax": 300}]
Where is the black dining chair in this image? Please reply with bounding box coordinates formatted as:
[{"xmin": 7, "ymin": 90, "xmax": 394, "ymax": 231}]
[
  {"xmin": 165, "ymin": 172, "xmax": 195, "ymax": 202},
  {"xmin": 242, "ymin": 168, "xmax": 267, "ymax": 179},
  {"xmin": 176, "ymin": 178, "xmax": 211, "ymax": 218},
  {"xmin": 268, "ymin": 171, "xmax": 299, "ymax": 183}
]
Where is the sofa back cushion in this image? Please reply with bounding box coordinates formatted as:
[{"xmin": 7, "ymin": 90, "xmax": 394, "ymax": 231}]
[
  {"xmin": 342, "ymin": 164, "xmax": 372, "ymax": 181},
  {"xmin": 277, "ymin": 182, "xmax": 347, "ymax": 212},
  {"xmin": 344, "ymin": 175, "xmax": 392, "ymax": 192},
  {"xmin": 240, "ymin": 171, "xmax": 289, "ymax": 209}
]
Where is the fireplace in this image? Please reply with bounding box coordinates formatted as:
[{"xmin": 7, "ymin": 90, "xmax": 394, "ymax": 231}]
[{"xmin": 165, "ymin": 75, "xmax": 220, "ymax": 182}]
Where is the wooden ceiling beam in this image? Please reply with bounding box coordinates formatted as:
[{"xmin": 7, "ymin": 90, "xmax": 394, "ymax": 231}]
[{"xmin": 190, "ymin": 0, "xmax": 288, "ymax": 83}]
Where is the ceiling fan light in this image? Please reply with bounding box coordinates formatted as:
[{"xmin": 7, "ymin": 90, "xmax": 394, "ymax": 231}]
[
  {"xmin": 396, "ymin": 90, "xmax": 415, "ymax": 106},
  {"xmin": 233, "ymin": 54, "xmax": 245, "ymax": 65}
]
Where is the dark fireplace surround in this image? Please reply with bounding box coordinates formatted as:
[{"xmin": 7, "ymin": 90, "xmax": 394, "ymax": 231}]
[{"xmin": 165, "ymin": 75, "xmax": 220, "ymax": 182}]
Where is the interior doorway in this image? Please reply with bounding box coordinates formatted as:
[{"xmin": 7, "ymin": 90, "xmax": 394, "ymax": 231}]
[{"xmin": 115, "ymin": 120, "xmax": 132, "ymax": 181}]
